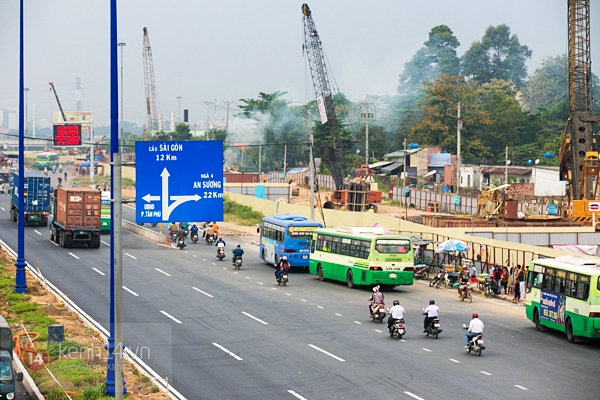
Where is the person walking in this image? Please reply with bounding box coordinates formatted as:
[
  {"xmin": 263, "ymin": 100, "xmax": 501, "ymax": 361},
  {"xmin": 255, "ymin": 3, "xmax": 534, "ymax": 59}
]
[
  {"xmin": 513, "ymin": 264, "xmax": 522, "ymax": 302},
  {"xmin": 493, "ymin": 263, "xmax": 502, "ymax": 294}
]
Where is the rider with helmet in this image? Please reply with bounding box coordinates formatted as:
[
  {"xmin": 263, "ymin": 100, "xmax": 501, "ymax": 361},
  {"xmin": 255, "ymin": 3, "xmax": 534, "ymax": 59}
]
[
  {"xmin": 215, "ymin": 236, "xmax": 226, "ymax": 254},
  {"xmin": 459, "ymin": 267, "xmax": 470, "ymax": 297},
  {"xmin": 232, "ymin": 244, "xmax": 244, "ymax": 265},
  {"xmin": 464, "ymin": 312, "xmax": 484, "ymax": 349},
  {"xmin": 275, "ymin": 256, "xmax": 290, "ymax": 281},
  {"xmin": 387, "ymin": 299, "xmax": 406, "ymax": 332},
  {"xmin": 368, "ymin": 285, "xmax": 384, "ymax": 316},
  {"xmin": 422, "ymin": 299, "xmax": 440, "ymax": 333}
]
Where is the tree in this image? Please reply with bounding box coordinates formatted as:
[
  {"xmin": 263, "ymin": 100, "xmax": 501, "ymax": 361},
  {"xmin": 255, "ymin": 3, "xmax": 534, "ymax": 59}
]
[
  {"xmin": 461, "ymin": 24, "xmax": 532, "ymax": 88},
  {"xmin": 171, "ymin": 123, "xmax": 193, "ymax": 141},
  {"xmin": 398, "ymin": 25, "xmax": 460, "ymax": 93}
]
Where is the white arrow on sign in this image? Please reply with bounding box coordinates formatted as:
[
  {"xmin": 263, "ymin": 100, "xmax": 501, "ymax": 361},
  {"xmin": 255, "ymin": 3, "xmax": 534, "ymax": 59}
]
[
  {"xmin": 142, "ymin": 193, "xmax": 160, "ymax": 202},
  {"xmin": 159, "ymin": 167, "xmax": 201, "ymax": 221}
]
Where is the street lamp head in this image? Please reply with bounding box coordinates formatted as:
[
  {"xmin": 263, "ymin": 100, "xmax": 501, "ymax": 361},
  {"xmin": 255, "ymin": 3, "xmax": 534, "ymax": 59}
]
[{"xmin": 118, "ymin": 42, "xmax": 126, "ymax": 46}]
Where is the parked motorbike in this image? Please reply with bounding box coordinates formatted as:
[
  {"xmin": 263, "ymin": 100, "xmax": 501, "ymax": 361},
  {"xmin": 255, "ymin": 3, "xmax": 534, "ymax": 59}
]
[
  {"xmin": 459, "ymin": 282, "xmax": 473, "ymax": 303},
  {"xmin": 233, "ymin": 256, "xmax": 243, "ymax": 270},
  {"xmin": 177, "ymin": 237, "xmax": 186, "ymax": 250},
  {"xmin": 191, "ymin": 232, "xmax": 199, "ymax": 244},
  {"xmin": 429, "ymin": 270, "xmax": 445, "ymax": 287},
  {"xmin": 440, "ymin": 272, "xmax": 459, "ymax": 288},
  {"xmin": 277, "ymin": 272, "xmax": 289, "ymax": 286},
  {"xmin": 370, "ymin": 304, "xmax": 387, "ymax": 323},
  {"xmin": 463, "ymin": 324, "xmax": 485, "ymax": 356},
  {"xmin": 217, "ymin": 245, "xmax": 225, "ymax": 261},
  {"xmin": 388, "ymin": 318, "xmax": 406, "ymax": 340},
  {"xmin": 483, "ymin": 278, "xmax": 494, "ymax": 298},
  {"xmin": 414, "ymin": 265, "xmax": 429, "ymax": 280}
]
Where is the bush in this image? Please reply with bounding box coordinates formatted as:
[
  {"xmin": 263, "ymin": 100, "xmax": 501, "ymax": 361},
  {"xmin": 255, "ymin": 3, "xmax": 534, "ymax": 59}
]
[{"xmin": 223, "ymin": 197, "xmax": 263, "ymax": 226}]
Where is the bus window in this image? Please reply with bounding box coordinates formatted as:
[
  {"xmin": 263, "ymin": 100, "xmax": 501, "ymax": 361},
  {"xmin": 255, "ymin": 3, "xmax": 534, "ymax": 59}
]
[
  {"xmin": 375, "ymin": 239, "xmax": 411, "ymax": 254},
  {"xmin": 576, "ymin": 275, "xmax": 590, "ymax": 300}
]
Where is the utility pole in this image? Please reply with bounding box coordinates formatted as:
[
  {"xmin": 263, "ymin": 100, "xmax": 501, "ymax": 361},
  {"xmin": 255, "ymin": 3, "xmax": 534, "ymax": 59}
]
[
  {"xmin": 283, "ymin": 145, "xmax": 287, "ymax": 177},
  {"xmin": 309, "ymin": 108, "xmax": 315, "ymax": 220},
  {"xmin": 225, "ymin": 101, "xmax": 230, "ymax": 137},
  {"xmin": 456, "ymin": 101, "xmax": 462, "ymax": 195},
  {"xmin": 177, "ymin": 96, "xmax": 181, "ymax": 124},
  {"xmin": 204, "ymin": 101, "xmax": 211, "ymax": 140},
  {"xmin": 361, "ymin": 103, "xmax": 371, "ymax": 165},
  {"xmin": 505, "ymin": 146, "xmax": 509, "ymax": 184},
  {"xmin": 403, "ymin": 138, "xmax": 407, "ymax": 187}
]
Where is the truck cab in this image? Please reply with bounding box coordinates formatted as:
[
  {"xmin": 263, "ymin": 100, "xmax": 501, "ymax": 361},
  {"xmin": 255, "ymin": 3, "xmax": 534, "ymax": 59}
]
[{"xmin": 0, "ymin": 350, "xmax": 22, "ymax": 399}]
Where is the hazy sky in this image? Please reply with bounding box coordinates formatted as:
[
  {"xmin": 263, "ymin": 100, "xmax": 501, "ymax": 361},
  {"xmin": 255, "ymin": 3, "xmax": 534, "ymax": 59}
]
[{"xmin": 0, "ymin": 0, "xmax": 598, "ymax": 130}]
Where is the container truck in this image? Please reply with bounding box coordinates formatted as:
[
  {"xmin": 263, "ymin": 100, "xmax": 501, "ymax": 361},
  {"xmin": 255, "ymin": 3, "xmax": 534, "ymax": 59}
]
[
  {"xmin": 50, "ymin": 186, "xmax": 102, "ymax": 248},
  {"xmin": 10, "ymin": 171, "xmax": 51, "ymax": 226},
  {"xmin": 0, "ymin": 315, "xmax": 23, "ymax": 400}
]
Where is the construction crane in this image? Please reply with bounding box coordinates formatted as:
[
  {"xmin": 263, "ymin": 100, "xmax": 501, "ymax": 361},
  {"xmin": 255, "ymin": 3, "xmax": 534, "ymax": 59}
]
[
  {"xmin": 302, "ymin": 3, "xmax": 344, "ymax": 189},
  {"xmin": 142, "ymin": 27, "xmax": 159, "ymax": 136},
  {"xmin": 558, "ymin": 0, "xmax": 600, "ymax": 226},
  {"xmin": 49, "ymin": 82, "xmax": 67, "ymax": 122}
]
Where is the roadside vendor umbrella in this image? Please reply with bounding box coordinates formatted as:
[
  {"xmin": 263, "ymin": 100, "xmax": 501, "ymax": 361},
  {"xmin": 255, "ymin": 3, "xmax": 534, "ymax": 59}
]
[{"xmin": 435, "ymin": 239, "xmax": 469, "ymax": 253}]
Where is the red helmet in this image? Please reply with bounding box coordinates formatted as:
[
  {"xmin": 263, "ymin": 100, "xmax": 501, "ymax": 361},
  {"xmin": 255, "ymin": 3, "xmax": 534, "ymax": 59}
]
[{"xmin": 472, "ymin": 312, "xmax": 479, "ymax": 319}]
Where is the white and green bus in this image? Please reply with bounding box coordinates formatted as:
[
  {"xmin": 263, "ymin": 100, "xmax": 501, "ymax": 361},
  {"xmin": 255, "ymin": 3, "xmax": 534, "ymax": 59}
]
[
  {"xmin": 309, "ymin": 226, "xmax": 414, "ymax": 288},
  {"xmin": 525, "ymin": 256, "xmax": 600, "ymax": 343}
]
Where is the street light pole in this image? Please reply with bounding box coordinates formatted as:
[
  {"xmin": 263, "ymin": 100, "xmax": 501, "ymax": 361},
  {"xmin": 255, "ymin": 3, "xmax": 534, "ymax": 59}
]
[
  {"xmin": 23, "ymin": 88, "xmax": 29, "ymax": 137},
  {"xmin": 118, "ymin": 43, "xmax": 126, "ymax": 152}
]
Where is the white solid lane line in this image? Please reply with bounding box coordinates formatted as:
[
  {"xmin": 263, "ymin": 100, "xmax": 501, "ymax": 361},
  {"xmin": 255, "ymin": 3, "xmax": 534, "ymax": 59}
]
[
  {"xmin": 33, "ymin": 230, "xmax": 42, "ymax": 235},
  {"xmin": 92, "ymin": 268, "xmax": 105, "ymax": 276},
  {"xmin": 212, "ymin": 343, "xmax": 243, "ymax": 361},
  {"xmin": 160, "ymin": 310, "xmax": 182, "ymax": 324},
  {"xmin": 287, "ymin": 390, "xmax": 308, "ymax": 400},
  {"xmin": 192, "ymin": 287, "xmax": 214, "ymax": 298},
  {"xmin": 122, "ymin": 286, "xmax": 139, "ymax": 296},
  {"xmin": 308, "ymin": 344, "xmax": 345, "ymax": 362},
  {"xmin": 241, "ymin": 312, "xmax": 268, "ymax": 325},
  {"xmin": 124, "ymin": 253, "xmax": 137, "ymax": 259},
  {"xmin": 404, "ymin": 391, "xmax": 426, "ymax": 400},
  {"xmin": 69, "ymin": 253, "xmax": 80, "ymax": 259},
  {"xmin": 514, "ymin": 385, "xmax": 528, "ymax": 391},
  {"xmin": 155, "ymin": 268, "xmax": 171, "ymax": 277}
]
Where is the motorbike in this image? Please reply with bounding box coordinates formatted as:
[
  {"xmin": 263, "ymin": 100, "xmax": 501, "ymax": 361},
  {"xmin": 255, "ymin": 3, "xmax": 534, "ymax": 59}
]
[
  {"xmin": 177, "ymin": 237, "xmax": 186, "ymax": 250},
  {"xmin": 370, "ymin": 304, "xmax": 387, "ymax": 323},
  {"xmin": 463, "ymin": 324, "xmax": 485, "ymax": 356},
  {"xmin": 459, "ymin": 282, "xmax": 473, "ymax": 303},
  {"xmin": 422, "ymin": 311, "xmax": 442, "ymax": 339},
  {"xmin": 191, "ymin": 232, "xmax": 199, "ymax": 244},
  {"xmin": 429, "ymin": 270, "xmax": 445, "ymax": 287},
  {"xmin": 150, "ymin": 222, "xmax": 158, "ymax": 227},
  {"xmin": 217, "ymin": 244, "xmax": 225, "ymax": 261},
  {"xmin": 170, "ymin": 231, "xmax": 178, "ymax": 243},
  {"xmin": 206, "ymin": 234, "xmax": 215, "ymax": 245},
  {"xmin": 388, "ymin": 317, "xmax": 406, "ymax": 340},
  {"xmin": 414, "ymin": 265, "xmax": 429, "ymax": 280},
  {"xmin": 277, "ymin": 272, "xmax": 289, "ymax": 286},
  {"xmin": 483, "ymin": 278, "xmax": 495, "ymax": 298},
  {"xmin": 232, "ymin": 255, "xmax": 243, "ymax": 270}
]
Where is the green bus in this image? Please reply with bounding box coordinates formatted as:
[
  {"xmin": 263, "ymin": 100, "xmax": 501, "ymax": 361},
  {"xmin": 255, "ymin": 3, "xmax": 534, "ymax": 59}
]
[
  {"xmin": 35, "ymin": 152, "xmax": 59, "ymax": 170},
  {"xmin": 309, "ymin": 226, "xmax": 414, "ymax": 288},
  {"xmin": 100, "ymin": 191, "xmax": 111, "ymax": 233},
  {"xmin": 525, "ymin": 256, "xmax": 600, "ymax": 343}
]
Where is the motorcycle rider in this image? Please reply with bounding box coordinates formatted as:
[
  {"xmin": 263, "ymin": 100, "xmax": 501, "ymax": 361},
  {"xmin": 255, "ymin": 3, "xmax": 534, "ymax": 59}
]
[
  {"xmin": 205, "ymin": 224, "xmax": 215, "ymax": 243},
  {"xmin": 387, "ymin": 299, "xmax": 405, "ymax": 332},
  {"xmin": 177, "ymin": 226, "xmax": 187, "ymax": 247},
  {"xmin": 232, "ymin": 244, "xmax": 244, "ymax": 265},
  {"xmin": 369, "ymin": 285, "xmax": 384, "ymax": 317},
  {"xmin": 422, "ymin": 299, "xmax": 440, "ymax": 333},
  {"xmin": 459, "ymin": 267, "xmax": 470, "ymax": 298},
  {"xmin": 190, "ymin": 224, "xmax": 199, "ymax": 240},
  {"xmin": 464, "ymin": 312, "xmax": 484, "ymax": 349},
  {"xmin": 275, "ymin": 256, "xmax": 290, "ymax": 281}
]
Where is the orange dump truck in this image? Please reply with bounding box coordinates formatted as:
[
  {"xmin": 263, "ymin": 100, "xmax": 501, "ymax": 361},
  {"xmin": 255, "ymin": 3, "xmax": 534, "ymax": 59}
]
[{"xmin": 50, "ymin": 186, "xmax": 102, "ymax": 248}]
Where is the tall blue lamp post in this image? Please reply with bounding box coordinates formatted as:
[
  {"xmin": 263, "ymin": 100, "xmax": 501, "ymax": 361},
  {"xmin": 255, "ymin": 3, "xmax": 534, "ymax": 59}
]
[{"xmin": 15, "ymin": 0, "xmax": 28, "ymax": 294}]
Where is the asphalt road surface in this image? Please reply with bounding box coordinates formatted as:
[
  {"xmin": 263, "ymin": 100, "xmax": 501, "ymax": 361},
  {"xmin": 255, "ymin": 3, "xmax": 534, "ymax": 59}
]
[{"xmin": 1, "ymin": 182, "xmax": 599, "ymax": 400}]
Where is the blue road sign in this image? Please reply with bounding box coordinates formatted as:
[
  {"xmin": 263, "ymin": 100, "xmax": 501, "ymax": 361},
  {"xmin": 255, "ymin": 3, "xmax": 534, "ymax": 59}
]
[{"xmin": 135, "ymin": 140, "xmax": 224, "ymax": 223}]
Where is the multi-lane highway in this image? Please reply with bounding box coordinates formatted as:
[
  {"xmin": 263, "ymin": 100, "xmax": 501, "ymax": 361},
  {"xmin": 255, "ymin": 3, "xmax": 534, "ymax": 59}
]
[{"xmin": 0, "ymin": 179, "xmax": 599, "ymax": 399}]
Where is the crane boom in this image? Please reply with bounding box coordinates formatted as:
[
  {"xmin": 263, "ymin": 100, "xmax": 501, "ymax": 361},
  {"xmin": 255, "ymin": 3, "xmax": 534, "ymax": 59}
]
[
  {"xmin": 49, "ymin": 82, "xmax": 67, "ymax": 122},
  {"xmin": 558, "ymin": 0, "xmax": 600, "ymax": 224},
  {"xmin": 302, "ymin": 3, "xmax": 344, "ymax": 189},
  {"xmin": 143, "ymin": 27, "xmax": 159, "ymax": 134}
]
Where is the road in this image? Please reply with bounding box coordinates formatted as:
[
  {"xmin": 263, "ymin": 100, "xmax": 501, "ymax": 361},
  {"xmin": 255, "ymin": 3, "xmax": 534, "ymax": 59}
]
[{"xmin": 1, "ymin": 179, "xmax": 599, "ymax": 400}]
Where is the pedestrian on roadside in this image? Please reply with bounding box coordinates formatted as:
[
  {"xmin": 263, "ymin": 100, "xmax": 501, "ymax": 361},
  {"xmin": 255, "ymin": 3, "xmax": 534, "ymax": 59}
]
[
  {"xmin": 513, "ymin": 264, "xmax": 522, "ymax": 302},
  {"xmin": 519, "ymin": 265, "xmax": 526, "ymax": 301},
  {"xmin": 501, "ymin": 266, "xmax": 509, "ymax": 295},
  {"xmin": 494, "ymin": 263, "xmax": 502, "ymax": 294}
]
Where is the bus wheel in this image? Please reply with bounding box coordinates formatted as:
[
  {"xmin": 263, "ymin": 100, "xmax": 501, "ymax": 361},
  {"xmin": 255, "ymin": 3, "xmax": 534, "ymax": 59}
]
[
  {"xmin": 566, "ymin": 318, "xmax": 575, "ymax": 343},
  {"xmin": 534, "ymin": 308, "xmax": 545, "ymax": 332},
  {"xmin": 317, "ymin": 265, "xmax": 324, "ymax": 281},
  {"xmin": 346, "ymin": 270, "xmax": 354, "ymax": 289}
]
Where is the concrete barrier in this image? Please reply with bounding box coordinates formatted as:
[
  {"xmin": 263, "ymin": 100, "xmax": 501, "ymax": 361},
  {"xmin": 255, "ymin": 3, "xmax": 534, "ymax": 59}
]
[{"xmin": 122, "ymin": 220, "xmax": 168, "ymax": 245}]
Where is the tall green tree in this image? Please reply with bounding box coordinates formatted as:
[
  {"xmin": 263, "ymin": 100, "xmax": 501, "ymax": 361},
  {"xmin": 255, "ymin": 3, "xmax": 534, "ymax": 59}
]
[
  {"xmin": 461, "ymin": 24, "xmax": 532, "ymax": 88},
  {"xmin": 521, "ymin": 54, "xmax": 567, "ymax": 112},
  {"xmin": 398, "ymin": 25, "xmax": 460, "ymax": 94},
  {"xmin": 171, "ymin": 123, "xmax": 193, "ymax": 141}
]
